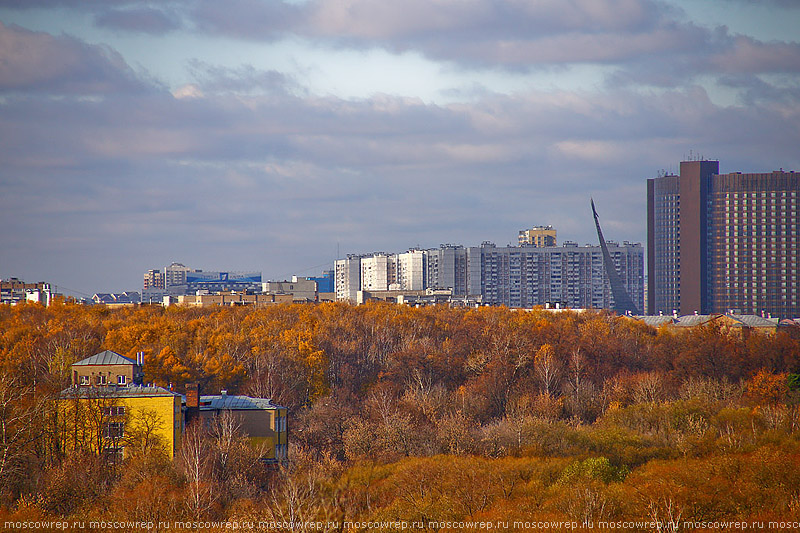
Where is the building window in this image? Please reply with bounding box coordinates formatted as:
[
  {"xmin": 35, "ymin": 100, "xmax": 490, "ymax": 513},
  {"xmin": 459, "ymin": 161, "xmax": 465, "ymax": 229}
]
[
  {"xmin": 104, "ymin": 421, "xmax": 125, "ymax": 439},
  {"xmin": 102, "ymin": 406, "xmax": 126, "ymax": 417},
  {"xmin": 97, "ymin": 374, "xmax": 107, "ymax": 385},
  {"xmin": 117, "ymin": 375, "xmax": 126, "ymax": 385},
  {"xmin": 275, "ymin": 443, "xmax": 287, "ymax": 460},
  {"xmin": 80, "ymin": 375, "xmax": 90, "ymax": 386}
]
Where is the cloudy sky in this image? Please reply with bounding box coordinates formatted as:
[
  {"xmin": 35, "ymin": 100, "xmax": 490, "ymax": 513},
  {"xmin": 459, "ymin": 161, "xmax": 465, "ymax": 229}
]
[{"xmin": 1, "ymin": 0, "xmax": 799, "ymax": 296}]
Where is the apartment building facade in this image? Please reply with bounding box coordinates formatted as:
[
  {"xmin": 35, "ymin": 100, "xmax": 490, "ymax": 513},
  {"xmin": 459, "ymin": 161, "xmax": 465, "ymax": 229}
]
[
  {"xmin": 469, "ymin": 241, "xmax": 643, "ymax": 310},
  {"xmin": 335, "ymin": 241, "xmax": 644, "ymax": 311},
  {"xmin": 648, "ymin": 160, "xmax": 800, "ymax": 317}
]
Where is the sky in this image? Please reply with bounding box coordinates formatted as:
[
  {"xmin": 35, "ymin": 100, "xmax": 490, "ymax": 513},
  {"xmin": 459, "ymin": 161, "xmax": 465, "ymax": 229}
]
[{"xmin": 1, "ymin": 0, "xmax": 799, "ymax": 296}]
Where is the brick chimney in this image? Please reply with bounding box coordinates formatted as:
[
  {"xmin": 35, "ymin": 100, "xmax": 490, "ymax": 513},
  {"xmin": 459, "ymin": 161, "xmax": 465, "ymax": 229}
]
[
  {"xmin": 185, "ymin": 382, "xmax": 200, "ymax": 425},
  {"xmin": 186, "ymin": 382, "xmax": 199, "ymax": 407}
]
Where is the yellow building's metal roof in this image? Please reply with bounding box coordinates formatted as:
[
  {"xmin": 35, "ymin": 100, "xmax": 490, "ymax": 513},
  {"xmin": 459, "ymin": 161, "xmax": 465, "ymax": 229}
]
[
  {"xmin": 72, "ymin": 350, "xmax": 136, "ymax": 366},
  {"xmin": 60, "ymin": 385, "xmax": 180, "ymax": 399}
]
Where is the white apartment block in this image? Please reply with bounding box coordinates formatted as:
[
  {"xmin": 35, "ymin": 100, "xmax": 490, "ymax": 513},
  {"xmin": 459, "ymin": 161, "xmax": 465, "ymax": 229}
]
[
  {"xmin": 361, "ymin": 254, "xmax": 394, "ymax": 291},
  {"xmin": 335, "ymin": 256, "xmax": 363, "ymax": 302},
  {"xmin": 165, "ymin": 262, "xmax": 191, "ymax": 288},
  {"xmin": 396, "ymin": 250, "xmax": 426, "ymax": 291}
]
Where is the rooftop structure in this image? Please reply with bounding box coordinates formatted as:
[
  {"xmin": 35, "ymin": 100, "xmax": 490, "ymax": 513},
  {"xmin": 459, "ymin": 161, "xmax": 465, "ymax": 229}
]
[{"xmin": 519, "ymin": 225, "xmax": 557, "ymax": 247}]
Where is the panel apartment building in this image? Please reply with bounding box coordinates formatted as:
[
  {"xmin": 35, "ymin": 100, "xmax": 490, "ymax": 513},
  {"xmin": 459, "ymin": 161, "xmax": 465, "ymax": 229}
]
[
  {"xmin": 647, "ymin": 160, "xmax": 800, "ymax": 318},
  {"xmin": 471, "ymin": 241, "xmax": 643, "ymax": 311},
  {"xmin": 336, "ymin": 239, "xmax": 644, "ymax": 312},
  {"xmin": 335, "ymin": 250, "xmax": 427, "ymax": 301}
]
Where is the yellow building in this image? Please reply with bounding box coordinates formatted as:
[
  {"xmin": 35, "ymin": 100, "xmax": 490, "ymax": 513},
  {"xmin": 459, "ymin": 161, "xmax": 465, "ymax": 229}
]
[
  {"xmin": 61, "ymin": 351, "xmax": 288, "ymax": 463},
  {"xmin": 58, "ymin": 385, "xmax": 182, "ymax": 460},
  {"xmin": 60, "ymin": 350, "xmax": 182, "ymax": 461}
]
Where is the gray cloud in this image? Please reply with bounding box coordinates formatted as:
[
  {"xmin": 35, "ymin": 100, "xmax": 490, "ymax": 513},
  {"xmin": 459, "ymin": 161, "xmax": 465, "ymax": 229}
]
[
  {"xmin": 182, "ymin": 0, "xmax": 800, "ymax": 80},
  {"xmin": 94, "ymin": 7, "xmax": 182, "ymax": 35},
  {"xmin": 711, "ymin": 35, "xmax": 800, "ymax": 74},
  {"xmin": 0, "ymin": 0, "xmax": 135, "ymax": 7},
  {"xmin": 187, "ymin": 0, "xmax": 682, "ymax": 67},
  {"xmin": 185, "ymin": 61, "xmax": 304, "ymax": 97},
  {"xmin": 6, "ymin": 0, "xmax": 796, "ymax": 79},
  {"xmin": 188, "ymin": 0, "xmax": 667, "ymax": 41},
  {"xmin": 0, "ymin": 22, "xmax": 148, "ymax": 93},
  {"xmin": 721, "ymin": 0, "xmax": 800, "ymax": 6},
  {"xmin": 718, "ymin": 74, "xmax": 800, "ymax": 106},
  {"xmin": 2, "ymin": 4, "xmax": 800, "ymax": 293},
  {"xmin": 189, "ymin": 0, "xmax": 301, "ymax": 40},
  {"xmin": 3, "ymin": 46, "xmax": 799, "ymax": 292}
]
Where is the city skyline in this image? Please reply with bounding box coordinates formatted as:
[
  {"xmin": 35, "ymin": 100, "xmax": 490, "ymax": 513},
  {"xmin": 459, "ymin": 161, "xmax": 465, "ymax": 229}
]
[{"xmin": 1, "ymin": 1, "xmax": 799, "ymax": 295}]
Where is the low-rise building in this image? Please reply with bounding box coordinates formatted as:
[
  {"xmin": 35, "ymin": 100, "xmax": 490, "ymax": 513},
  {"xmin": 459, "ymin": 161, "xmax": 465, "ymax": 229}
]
[
  {"xmin": 631, "ymin": 313, "xmax": 780, "ymax": 335},
  {"xmin": 262, "ymin": 278, "xmax": 318, "ymax": 302},
  {"xmin": 146, "ymin": 263, "xmax": 262, "ymax": 296},
  {"xmin": 308, "ymin": 270, "xmax": 334, "ymax": 293},
  {"xmin": 60, "ymin": 351, "xmax": 181, "ymax": 460},
  {"xmin": 186, "ymin": 383, "xmax": 288, "ymax": 462},
  {"xmin": 60, "ymin": 351, "xmax": 289, "ymax": 462},
  {"xmin": 177, "ymin": 291, "xmax": 293, "ymax": 307},
  {"xmin": 92, "ymin": 292, "xmax": 141, "ymax": 307},
  {"xmin": 59, "ymin": 385, "xmax": 183, "ymax": 461},
  {"xmin": 1, "ymin": 278, "xmax": 56, "ymax": 305},
  {"xmin": 71, "ymin": 350, "xmax": 145, "ymax": 387}
]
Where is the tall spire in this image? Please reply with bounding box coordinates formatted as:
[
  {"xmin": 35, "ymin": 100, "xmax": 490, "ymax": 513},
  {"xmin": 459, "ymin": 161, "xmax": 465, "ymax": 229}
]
[{"xmin": 591, "ymin": 199, "xmax": 640, "ymax": 315}]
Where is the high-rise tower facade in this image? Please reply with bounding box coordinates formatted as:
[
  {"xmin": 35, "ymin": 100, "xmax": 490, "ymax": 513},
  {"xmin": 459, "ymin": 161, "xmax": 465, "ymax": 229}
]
[{"xmin": 648, "ymin": 160, "xmax": 800, "ymax": 318}]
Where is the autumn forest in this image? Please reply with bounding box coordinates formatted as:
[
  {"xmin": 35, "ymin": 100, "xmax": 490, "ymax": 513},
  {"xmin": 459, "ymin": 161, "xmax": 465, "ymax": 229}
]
[{"xmin": 2, "ymin": 301, "xmax": 800, "ymax": 531}]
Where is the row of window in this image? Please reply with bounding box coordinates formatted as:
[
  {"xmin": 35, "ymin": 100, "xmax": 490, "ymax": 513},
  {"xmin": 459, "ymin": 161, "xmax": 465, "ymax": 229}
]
[
  {"xmin": 79, "ymin": 374, "xmax": 128, "ymax": 386},
  {"xmin": 716, "ymin": 191, "xmax": 798, "ymax": 198}
]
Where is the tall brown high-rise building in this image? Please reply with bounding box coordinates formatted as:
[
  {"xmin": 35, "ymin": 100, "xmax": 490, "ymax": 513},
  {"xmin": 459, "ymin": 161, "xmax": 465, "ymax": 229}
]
[{"xmin": 648, "ymin": 160, "xmax": 800, "ymax": 318}]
